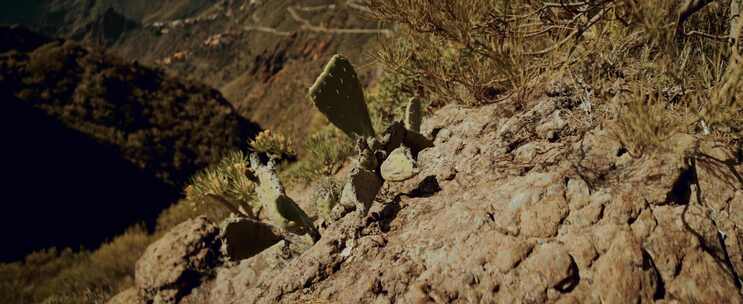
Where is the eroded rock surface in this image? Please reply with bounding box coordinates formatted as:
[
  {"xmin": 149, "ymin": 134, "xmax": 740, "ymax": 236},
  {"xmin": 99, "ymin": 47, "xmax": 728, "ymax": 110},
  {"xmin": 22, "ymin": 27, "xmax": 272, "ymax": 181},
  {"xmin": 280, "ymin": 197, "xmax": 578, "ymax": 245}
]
[
  {"xmin": 135, "ymin": 216, "xmax": 221, "ymax": 304},
  {"xmin": 126, "ymin": 92, "xmax": 743, "ymax": 304}
]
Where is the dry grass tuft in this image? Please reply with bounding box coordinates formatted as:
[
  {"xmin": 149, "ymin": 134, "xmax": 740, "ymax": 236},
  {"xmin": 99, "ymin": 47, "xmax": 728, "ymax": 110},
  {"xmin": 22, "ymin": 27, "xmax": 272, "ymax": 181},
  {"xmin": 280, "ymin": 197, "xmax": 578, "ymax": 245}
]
[{"xmin": 368, "ymin": 0, "xmax": 741, "ymax": 154}]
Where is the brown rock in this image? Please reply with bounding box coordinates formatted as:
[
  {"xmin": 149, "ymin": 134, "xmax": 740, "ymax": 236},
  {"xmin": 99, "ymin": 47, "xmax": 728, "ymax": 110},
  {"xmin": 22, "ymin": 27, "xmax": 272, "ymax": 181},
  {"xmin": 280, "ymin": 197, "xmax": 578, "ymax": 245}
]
[
  {"xmin": 493, "ymin": 238, "xmax": 534, "ymax": 273},
  {"xmin": 520, "ymin": 192, "xmax": 569, "ymax": 238},
  {"xmin": 566, "ymin": 177, "xmax": 591, "ymax": 210},
  {"xmin": 645, "ymin": 206, "xmax": 698, "ymax": 281},
  {"xmin": 106, "ymin": 288, "xmax": 144, "ymax": 304},
  {"xmin": 560, "ymin": 233, "xmax": 598, "ymax": 271},
  {"xmin": 630, "ymin": 208, "xmax": 657, "ymax": 240},
  {"xmin": 209, "ymin": 238, "xmax": 311, "ymax": 304},
  {"xmin": 577, "ymin": 128, "xmax": 623, "ymax": 179},
  {"xmin": 667, "ymin": 250, "xmax": 743, "ymax": 303},
  {"xmin": 219, "ymin": 216, "xmax": 282, "ymax": 262},
  {"xmin": 135, "ymin": 216, "xmax": 221, "ymax": 304},
  {"xmin": 155, "ymin": 97, "xmax": 743, "ymax": 304},
  {"xmin": 593, "ymin": 230, "xmax": 658, "ymax": 304},
  {"xmin": 520, "ymin": 243, "xmax": 578, "ymax": 291}
]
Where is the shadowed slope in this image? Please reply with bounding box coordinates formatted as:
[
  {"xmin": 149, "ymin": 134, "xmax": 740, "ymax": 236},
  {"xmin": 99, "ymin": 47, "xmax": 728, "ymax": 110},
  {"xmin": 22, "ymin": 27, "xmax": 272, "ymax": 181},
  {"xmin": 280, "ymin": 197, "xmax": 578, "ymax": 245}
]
[{"xmin": 0, "ymin": 96, "xmax": 178, "ymax": 262}]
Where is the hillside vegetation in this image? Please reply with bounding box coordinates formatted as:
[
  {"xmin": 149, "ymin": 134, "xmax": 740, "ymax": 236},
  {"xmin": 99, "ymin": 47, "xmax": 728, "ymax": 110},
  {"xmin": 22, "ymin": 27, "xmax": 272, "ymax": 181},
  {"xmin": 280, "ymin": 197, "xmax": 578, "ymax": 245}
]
[
  {"xmin": 368, "ymin": 0, "xmax": 741, "ymax": 149},
  {"xmin": 0, "ymin": 25, "xmax": 259, "ymax": 187}
]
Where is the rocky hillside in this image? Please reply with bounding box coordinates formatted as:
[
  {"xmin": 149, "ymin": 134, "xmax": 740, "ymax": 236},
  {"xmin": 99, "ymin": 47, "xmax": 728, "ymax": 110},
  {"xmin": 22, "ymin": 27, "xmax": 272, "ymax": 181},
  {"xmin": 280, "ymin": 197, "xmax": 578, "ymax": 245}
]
[
  {"xmin": 110, "ymin": 82, "xmax": 743, "ymax": 303},
  {"xmin": 4, "ymin": 1, "xmax": 741, "ymax": 303},
  {"xmin": 0, "ymin": 0, "xmax": 386, "ymax": 152}
]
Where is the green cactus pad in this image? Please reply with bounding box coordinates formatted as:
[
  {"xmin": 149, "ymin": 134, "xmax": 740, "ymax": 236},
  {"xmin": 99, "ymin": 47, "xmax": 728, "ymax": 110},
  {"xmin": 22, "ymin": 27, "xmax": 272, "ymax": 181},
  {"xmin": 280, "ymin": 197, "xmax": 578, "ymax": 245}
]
[
  {"xmin": 405, "ymin": 97, "xmax": 422, "ymax": 133},
  {"xmin": 308, "ymin": 54, "xmax": 375, "ymax": 139}
]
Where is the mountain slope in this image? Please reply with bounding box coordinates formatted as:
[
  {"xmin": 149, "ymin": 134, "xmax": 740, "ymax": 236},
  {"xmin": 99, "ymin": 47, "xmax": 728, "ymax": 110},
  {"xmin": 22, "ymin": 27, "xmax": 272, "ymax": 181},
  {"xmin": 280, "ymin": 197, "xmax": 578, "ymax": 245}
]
[
  {"xmin": 0, "ymin": 0, "xmax": 386, "ymax": 154},
  {"xmin": 0, "ymin": 95, "xmax": 175, "ymax": 262},
  {"xmin": 0, "ymin": 25, "xmax": 260, "ymax": 260},
  {"xmin": 0, "ymin": 25, "xmax": 260, "ymax": 187}
]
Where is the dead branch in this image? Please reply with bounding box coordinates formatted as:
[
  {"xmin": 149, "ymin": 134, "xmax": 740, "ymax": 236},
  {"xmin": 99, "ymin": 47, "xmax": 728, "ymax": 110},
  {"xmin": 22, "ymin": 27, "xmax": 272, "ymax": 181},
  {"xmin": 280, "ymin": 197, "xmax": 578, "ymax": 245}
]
[{"xmin": 676, "ymin": 0, "xmax": 718, "ymax": 39}]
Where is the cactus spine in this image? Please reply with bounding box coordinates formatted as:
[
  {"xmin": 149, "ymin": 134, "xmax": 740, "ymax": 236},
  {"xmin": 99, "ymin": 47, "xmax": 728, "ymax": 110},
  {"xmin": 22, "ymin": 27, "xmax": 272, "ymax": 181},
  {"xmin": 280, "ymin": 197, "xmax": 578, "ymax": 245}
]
[
  {"xmin": 404, "ymin": 97, "xmax": 422, "ymax": 133},
  {"xmin": 308, "ymin": 54, "xmax": 375, "ymax": 139}
]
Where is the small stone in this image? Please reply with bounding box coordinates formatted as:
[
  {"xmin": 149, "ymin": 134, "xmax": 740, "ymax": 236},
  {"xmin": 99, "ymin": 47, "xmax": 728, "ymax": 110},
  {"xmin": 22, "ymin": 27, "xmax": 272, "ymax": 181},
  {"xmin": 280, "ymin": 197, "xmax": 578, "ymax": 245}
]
[
  {"xmin": 566, "ymin": 177, "xmax": 591, "ymax": 210},
  {"xmin": 494, "ymin": 238, "xmax": 534, "ymax": 273},
  {"xmin": 521, "ymin": 243, "xmax": 577, "ymax": 290},
  {"xmin": 381, "ymin": 147, "xmax": 417, "ymax": 182}
]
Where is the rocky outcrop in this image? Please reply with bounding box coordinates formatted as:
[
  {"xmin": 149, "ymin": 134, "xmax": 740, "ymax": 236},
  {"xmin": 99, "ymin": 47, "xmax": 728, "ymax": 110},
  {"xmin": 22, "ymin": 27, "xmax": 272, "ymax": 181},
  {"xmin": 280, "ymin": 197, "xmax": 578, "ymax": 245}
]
[
  {"xmin": 225, "ymin": 91, "xmax": 740, "ymax": 303},
  {"xmin": 134, "ymin": 217, "xmax": 221, "ymax": 303},
  {"xmin": 122, "ymin": 87, "xmax": 742, "ymax": 303}
]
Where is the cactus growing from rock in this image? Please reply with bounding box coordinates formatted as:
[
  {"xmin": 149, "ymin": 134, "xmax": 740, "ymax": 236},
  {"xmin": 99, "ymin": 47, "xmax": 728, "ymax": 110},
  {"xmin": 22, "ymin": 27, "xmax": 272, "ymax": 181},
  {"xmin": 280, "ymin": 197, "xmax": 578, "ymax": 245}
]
[
  {"xmin": 404, "ymin": 97, "xmax": 422, "ymax": 133},
  {"xmin": 312, "ymin": 177, "xmax": 342, "ymax": 221},
  {"xmin": 308, "ymin": 54, "xmax": 375, "ymax": 139},
  {"xmin": 249, "ymin": 154, "xmax": 320, "ymax": 242}
]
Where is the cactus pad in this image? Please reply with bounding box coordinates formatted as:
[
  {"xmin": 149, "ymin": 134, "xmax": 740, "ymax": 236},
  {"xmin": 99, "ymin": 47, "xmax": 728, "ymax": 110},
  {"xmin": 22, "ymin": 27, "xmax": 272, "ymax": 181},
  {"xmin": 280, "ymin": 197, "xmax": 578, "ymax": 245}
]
[
  {"xmin": 308, "ymin": 54, "xmax": 375, "ymax": 139},
  {"xmin": 405, "ymin": 97, "xmax": 422, "ymax": 133}
]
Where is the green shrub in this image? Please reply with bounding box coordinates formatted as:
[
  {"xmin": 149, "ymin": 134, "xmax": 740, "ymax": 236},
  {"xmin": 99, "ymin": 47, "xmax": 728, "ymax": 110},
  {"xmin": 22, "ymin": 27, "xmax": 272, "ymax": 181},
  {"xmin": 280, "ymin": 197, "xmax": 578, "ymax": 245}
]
[
  {"xmin": 311, "ymin": 177, "xmax": 342, "ymax": 221},
  {"xmin": 283, "ymin": 125, "xmax": 354, "ymax": 184},
  {"xmin": 366, "ymin": 69, "xmax": 417, "ymax": 132}
]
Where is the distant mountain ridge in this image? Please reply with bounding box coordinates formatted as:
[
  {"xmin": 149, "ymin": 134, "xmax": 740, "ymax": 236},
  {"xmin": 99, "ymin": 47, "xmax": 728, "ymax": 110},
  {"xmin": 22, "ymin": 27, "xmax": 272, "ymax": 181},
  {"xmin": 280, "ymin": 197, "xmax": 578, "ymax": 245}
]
[{"xmin": 0, "ymin": 0, "xmax": 386, "ymax": 154}]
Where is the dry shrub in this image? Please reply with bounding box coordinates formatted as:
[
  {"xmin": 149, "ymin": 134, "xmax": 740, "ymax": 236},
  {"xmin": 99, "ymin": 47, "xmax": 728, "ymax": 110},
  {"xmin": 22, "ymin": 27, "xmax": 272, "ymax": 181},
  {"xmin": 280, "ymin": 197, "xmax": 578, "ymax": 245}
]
[
  {"xmin": 611, "ymin": 84, "xmax": 689, "ymax": 156},
  {"xmin": 250, "ymin": 129, "xmax": 297, "ymax": 159},
  {"xmin": 185, "ymin": 151, "xmax": 260, "ymax": 220},
  {"xmin": 0, "ymin": 226, "xmax": 152, "ymax": 304},
  {"xmin": 369, "ymin": 0, "xmax": 546, "ymax": 106},
  {"xmin": 369, "ymin": 0, "xmax": 741, "ymax": 154}
]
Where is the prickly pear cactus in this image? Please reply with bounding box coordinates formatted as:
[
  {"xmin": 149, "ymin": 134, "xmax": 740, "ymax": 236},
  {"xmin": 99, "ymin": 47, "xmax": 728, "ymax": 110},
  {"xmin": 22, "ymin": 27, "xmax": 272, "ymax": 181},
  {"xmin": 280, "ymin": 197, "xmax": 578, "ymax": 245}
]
[
  {"xmin": 404, "ymin": 97, "xmax": 422, "ymax": 133},
  {"xmin": 249, "ymin": 154, "xmax": 320, "ymax": 242},
  {"xmin": 308, "ymin": 54, "xmax": 375, "ymax": 139}
]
